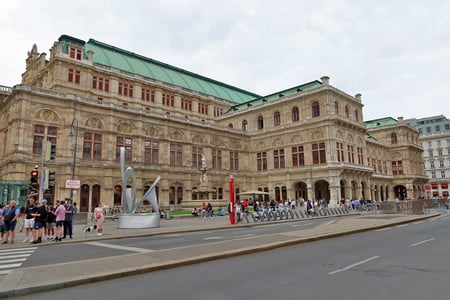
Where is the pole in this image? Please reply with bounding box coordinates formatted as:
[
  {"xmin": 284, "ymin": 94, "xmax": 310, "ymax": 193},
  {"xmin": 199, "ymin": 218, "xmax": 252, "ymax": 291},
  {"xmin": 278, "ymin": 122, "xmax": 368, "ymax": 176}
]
[
  {"xmin": 70, "ymin": 119, "xmax": 79, "ymax": 199},
  {"xmin": 229, "ymin": 175, "xmax": 235, "ymax": 225}
]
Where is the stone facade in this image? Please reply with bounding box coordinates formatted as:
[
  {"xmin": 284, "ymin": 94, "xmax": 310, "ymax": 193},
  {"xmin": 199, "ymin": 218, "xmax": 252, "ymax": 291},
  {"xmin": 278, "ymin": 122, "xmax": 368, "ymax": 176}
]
[{"xmin": 0, "ymin": 35, "xmax": 428, "ymax": 211}]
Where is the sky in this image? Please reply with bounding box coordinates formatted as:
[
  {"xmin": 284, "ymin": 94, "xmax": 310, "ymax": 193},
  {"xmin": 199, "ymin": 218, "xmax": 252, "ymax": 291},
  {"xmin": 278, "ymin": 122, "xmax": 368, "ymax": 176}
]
[{"xmin": 1, "ymin": 0, "xmax": 449, "ymax": 121}]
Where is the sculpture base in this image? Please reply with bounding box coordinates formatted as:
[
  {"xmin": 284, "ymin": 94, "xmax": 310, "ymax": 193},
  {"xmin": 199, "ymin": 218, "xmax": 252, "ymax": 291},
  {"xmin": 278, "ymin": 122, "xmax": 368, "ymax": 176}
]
[{"xmin": 118, "ymin": 213, "xmax": 160, "ymax": 229}]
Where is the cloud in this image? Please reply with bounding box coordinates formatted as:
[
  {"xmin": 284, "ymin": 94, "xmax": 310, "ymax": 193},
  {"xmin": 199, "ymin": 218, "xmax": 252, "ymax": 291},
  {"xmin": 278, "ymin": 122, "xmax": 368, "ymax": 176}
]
[{"xmin": 1, "ymin": 0, "xmax": 449, "ymax": 120}]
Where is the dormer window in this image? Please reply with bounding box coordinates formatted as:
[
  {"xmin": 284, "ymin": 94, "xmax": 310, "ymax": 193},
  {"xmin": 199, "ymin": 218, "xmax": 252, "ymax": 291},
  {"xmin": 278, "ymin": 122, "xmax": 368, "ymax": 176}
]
[{"xmin": 69, "ymin": 47, "xmax": 82, "ymax": 60}]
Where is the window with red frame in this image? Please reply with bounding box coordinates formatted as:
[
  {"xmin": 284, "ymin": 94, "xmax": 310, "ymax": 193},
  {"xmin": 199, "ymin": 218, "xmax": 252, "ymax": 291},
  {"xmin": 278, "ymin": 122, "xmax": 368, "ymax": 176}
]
[
  {"xmin": 118, "ymin": 82, "xmax": 133, "ymax": 97},
  {"xmin": 69, "ymin": 47, "xmax": 82, "ymax": 60},
  {"xmin": 68, "ymin": 68, "xmax": 80, "ymax": 84}
]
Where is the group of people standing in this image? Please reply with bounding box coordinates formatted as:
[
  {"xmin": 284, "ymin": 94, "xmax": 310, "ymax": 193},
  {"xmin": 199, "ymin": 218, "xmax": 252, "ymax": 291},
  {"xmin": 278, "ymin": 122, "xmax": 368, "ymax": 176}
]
[{"xmin": 0, "ymin": 196, "xmax": 105, "ymax": 244}]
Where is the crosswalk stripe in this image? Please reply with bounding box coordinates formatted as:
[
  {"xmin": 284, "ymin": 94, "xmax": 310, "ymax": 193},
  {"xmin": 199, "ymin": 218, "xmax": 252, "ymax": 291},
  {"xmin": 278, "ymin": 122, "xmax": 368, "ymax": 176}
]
[{"xmin": 0, "ymin": 247, "xmax": 37, "ymax": 274}]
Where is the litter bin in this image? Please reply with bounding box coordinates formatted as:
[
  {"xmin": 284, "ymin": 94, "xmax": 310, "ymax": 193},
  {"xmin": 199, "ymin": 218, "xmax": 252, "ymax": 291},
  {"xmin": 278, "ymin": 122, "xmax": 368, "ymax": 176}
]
[{"xmin": 165, "ymin": 208, "xmax": 171, "ymax": 220}]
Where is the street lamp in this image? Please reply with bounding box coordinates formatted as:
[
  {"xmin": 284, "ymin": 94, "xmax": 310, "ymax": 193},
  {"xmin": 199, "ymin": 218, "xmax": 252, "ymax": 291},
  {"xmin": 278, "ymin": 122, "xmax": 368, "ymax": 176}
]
[{"xmin": 69, "ymin": 119, "xmax": 79, "ymax": 199}]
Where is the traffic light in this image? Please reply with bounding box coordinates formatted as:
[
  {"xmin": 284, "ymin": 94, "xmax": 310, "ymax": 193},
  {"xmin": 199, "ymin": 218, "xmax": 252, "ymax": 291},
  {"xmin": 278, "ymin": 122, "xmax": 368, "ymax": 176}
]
[
  {"xmin": 45, "ymin": 143, "xmax": 56, "ymax": 161},
  {"xmin": 44, "ymin": 168, "xmax": 56, "ymax": 190},
  {"xmin": 29, "ymin": 169, "xmax": 39, "ymax": 195}
]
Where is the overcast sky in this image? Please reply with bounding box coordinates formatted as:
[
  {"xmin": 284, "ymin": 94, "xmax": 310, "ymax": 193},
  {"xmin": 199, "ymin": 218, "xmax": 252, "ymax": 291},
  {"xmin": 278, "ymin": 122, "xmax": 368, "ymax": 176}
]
[{"xmin": 1, "ymin": 0, "xmax": 449, "ymax": 121}]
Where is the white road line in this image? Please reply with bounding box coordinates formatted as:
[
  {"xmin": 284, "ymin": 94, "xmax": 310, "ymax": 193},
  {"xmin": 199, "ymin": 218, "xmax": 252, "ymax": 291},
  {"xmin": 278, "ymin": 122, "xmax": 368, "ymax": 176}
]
[
  {"xmin": 0, "ymin": 254, "xmax": 31, "ymax": 260},
  {"xmin": 0, "ymin": 270, "xmax": 12, "ymax": 275},
  {"xmin": 233, "ymin": 234, "xmax": 255, "ymax": 238},
  {"xmin": 1, "ymin": 248, "xmax": 38, "ymax": 253},
  {"xmin": 328, "ymin": 256, "xmax": 380, "ymax": 275},
  {"xmin": 395, "ymin": 224, "xmax": 409, "ymax": 228},
  {"xmin": 410, "ymin": 238, "xmax": 435, "ymax": 247},
  {"xmin": 0, "ymin": 263, "xmax": 22, "ymax": 269},
  {"xmin": 85, "ymin": 241, "xmax": 155, "ymax": 253},
  {"xmin": 292, "ymin": 223, "xmax": 312, "ymax": 227},
  {"xmin": 0, "ymin": 258, "xmax": 27, "ymax": 264},
  {"xmin": 413, "ymin": 221, "xmax": 425, "ymax": 225},
  {"xmin": 203, "ymin": 237, "xmax": 223, "ymax": 240},
  {"xmin": 375, "ymin": 227, "xmax": 392, "ymax": 231}
]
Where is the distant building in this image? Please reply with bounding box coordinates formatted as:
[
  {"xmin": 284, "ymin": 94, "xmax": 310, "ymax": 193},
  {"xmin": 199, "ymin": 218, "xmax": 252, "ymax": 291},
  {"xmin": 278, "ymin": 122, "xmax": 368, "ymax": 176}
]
[
  {"xmin": 0, "ymin": 35, "xmax": 428, "ymax": 211},
  {"xmin": 405, "ymin": 115, "xmax": 450, "ymax": 198}
]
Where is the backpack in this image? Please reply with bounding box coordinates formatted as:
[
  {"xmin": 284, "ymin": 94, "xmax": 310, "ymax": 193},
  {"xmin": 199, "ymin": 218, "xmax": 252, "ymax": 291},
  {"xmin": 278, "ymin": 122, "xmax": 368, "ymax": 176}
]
[{"xmin": 3, "ymin": 208, "xmax": 16, "ymax": 223}]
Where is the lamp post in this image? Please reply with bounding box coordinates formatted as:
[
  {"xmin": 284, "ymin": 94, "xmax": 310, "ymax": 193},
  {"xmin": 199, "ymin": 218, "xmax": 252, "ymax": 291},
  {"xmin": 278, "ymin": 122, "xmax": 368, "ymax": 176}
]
[{"xmin": 69, "ymin": 119, "xmax": 79, "ymax": 199}]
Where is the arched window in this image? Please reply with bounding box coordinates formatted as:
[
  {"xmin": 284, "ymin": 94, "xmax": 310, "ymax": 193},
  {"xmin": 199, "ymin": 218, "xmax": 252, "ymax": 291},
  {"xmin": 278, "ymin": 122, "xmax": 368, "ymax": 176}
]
[
  {"xmin": 292, "ymin": 107, "xmax": 299, "ymax": 122},
  {"xmin": 274, "ymin": 111, "xmax": 281, "ymax": 126},
  {"xmin": 257, "ymin": 116, "xmax": 264, "ymax": 129},
  {"xmin": 334, "ymin": 101, "xmax": 339, "ymax": 114},
  {"xmin": 354, "ymin": 110, "xmax": 359, "ymax": 122},
  {"xmin": 242, "ymin": 120, "xmax": 248, "ymax": 131},
  {"xmin": 228, "ymin": 123, "xmax": 233, "ymax": 128},
  {"xmin": 345, "ymin": 106, "xmax": 349, "ymax": 118},
  {"xmin": 312, "ymin": 102, "xmax": 320, "ymax": 117},
  {"xmin": 391, "ymin": 133, "xmax": 398, "ymax": 144}
]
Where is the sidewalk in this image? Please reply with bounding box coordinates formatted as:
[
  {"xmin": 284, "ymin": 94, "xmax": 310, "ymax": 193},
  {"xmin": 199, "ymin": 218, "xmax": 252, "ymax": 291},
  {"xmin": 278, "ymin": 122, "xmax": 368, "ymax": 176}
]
[{"xmin": 0, "ymin": 212, "xmax": 440, "ymax": 298}]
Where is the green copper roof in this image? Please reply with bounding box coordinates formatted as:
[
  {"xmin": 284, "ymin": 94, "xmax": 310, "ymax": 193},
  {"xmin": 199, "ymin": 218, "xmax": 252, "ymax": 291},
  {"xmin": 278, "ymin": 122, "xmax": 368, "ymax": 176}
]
[
  {"xmin": 226, "ymin": 80, "xmax": 322, "ymax": 113},
  {"xmin": 80, "ymin": 38, "xmax": 260, "ymax": 103},
  {"xmin": 364, "ymin": 117, "xmax": 398, "ymax": 129}
]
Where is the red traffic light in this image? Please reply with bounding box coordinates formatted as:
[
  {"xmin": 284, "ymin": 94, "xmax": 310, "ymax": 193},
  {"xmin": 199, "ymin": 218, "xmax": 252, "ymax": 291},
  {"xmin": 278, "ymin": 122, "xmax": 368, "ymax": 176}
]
[{"xmin": 31, "ymin": 170, "xmax": 39, "ymax": 177}]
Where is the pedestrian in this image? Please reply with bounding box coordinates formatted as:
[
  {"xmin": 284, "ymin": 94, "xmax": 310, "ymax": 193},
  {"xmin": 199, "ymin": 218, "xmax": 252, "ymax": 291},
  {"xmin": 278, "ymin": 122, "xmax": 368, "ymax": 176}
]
[
  {"xmin": 0, "ymin": 204, "xmax": 5, "ymax": 241},
  {"xmin": 72, "ymin": 202, "xmax": 78, "ymax": 227},
  {"xmin": 46, "ymin": 203, "xmax": 56, "ymax": 240},
  {"xmin": 94, "ymin": 202, "xmax": 105, "ymax": 236},
  {"xmin": 206, "ymin": 202, "xmax": 213, "ymax": 218},
  {"xmin": 31, "ymin": 201, "xmax": 47, "ymax": 244},
  {"xmin": 23, "ymin": 196, "xmax": 36, "ymax": 243},
  {"xmin": 63, "ymin": 200, "xmax": 74, "ymax": 239},
  {"xmin": 54, "ymin": 200, "xmax": 66, "ymax": 242},
  {"xmin": 2, "ymin": 200, "xmax": 20, "ymax": 244}
]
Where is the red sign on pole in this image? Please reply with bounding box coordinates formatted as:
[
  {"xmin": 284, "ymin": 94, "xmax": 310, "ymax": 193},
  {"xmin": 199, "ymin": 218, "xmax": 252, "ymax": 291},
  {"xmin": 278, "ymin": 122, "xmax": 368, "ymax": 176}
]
[{"xmin": 229, "ymin": 175, "xmax": 235, "ymax": 225}]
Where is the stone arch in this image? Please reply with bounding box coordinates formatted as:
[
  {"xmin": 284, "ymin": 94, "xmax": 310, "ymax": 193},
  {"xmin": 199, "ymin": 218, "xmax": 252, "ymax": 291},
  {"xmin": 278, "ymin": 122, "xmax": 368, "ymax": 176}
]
[
  {"xmin": 144, "ymin": 126, "xmax": 159, "ymax": 137},
  {"xmin": 169, "ymin": 129, "xmax": 184, "ymax": 141},
  {"xmin": 192, "ymin": 134, "xmax": 205, "ymax": 144},
  {"xmin": 311, "ymin": 130, "xmax": 324, "ymax": 140},
  {"xmin": 291, "ymin": 134, "xmax": 304, "ymax": 143},
  {"xmin": 272, "ymin": 138, "xmax": 284, "ymax": 147},
  {"xmin": 117, "ymin": 122, "xmax": 133, "ymax": 133},
  {"xmin": 85, "ymin": 117, "xmax": 104, "ymax": 129},
  {"xmin": 34, "ymin": 108, "xmax": 62, "ymax": 123}
]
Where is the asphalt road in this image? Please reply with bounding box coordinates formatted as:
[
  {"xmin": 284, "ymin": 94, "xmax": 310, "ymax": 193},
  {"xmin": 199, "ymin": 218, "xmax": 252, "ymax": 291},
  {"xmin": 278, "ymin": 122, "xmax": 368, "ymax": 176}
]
[
  {"xmin": 14, "ymin": 213, "xmax": 450, "ymax": 300},
  {"xmin": 22, "ymin": 218, "xmax": 322, "ymax": 267}
]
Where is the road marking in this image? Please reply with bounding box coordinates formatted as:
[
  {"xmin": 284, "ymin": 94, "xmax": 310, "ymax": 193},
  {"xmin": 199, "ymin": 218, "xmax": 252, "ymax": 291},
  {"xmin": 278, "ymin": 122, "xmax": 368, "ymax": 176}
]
[
  {"xmin": 328, "ymin": 256, "xmax": 380, "ymax": 275},
  {"xmin": 413, "ymin": 221, "xmax": 425, "ymax": 225},
  {"xmin": 85, "ymin": 242, "xmax": 155, "ymax": 253},
  {"xmin": 395, "ymin": 224, "xmax": 409, "ymax": 228},
  {"xmin": 203, "ymin": 237, "xmax": 223, "ymax": 240},
  {"xmin": 0, "ymin": 248, "xmax": 37, "ymax": 274},
  {"xmin": 375, "ymin": 227, "xmax": 392, "ymax": 231},
  {"xmin": 292, "ymin": 222, "xmax": 312, "ymax": 227},
  {"xmin": 233, "ymin": 234, "xmax": 255, "ymax": 238},
  {"xmin": 410, "ymin": 238, "xmax": 435, "ymax": 247}
]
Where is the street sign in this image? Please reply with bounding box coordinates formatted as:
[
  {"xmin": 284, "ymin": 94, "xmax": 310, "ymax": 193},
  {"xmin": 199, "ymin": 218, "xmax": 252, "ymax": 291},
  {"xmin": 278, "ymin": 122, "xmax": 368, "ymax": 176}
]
[
  {"xmin": 65, "ymin": 179, "xmax": 81, "ymax": 189},
  {"xmin": 424, "ymin": 183, "xmax": 431, "ymax": 191}
]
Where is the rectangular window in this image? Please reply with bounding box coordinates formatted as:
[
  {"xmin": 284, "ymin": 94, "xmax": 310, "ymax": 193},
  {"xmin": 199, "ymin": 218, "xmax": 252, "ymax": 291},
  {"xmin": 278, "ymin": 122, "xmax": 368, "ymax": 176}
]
[
  {"xmin": 274, "ymin": 149, "xmax": 285, "ymax": 169},
  {"xmin": 292, "ymin": 145, "xmax": 305, "ymax": 167},
  {"xmin": 192, "ymin": 146, "xmax": 203, "ymax": 168},
  {"xmin": 83, "ymin": 132, "xmax": 102, "ymax": 160},
  {"xmin": 69, "ymin": 47, "xmax": 82, "ymax": 60},
  {"xmin": 230, "ymin": 151, "xmax": 239, "ymax": 171},
  {"xmin": 392, "ymin": 160, "xmax": 403, "ymax": 175},
  {"xmin": 162, "ymin": 93, "xmax": 175, "ymax": 107},
  {"xmin": 116, "ymin": 136, "xmax": 132, "ymax": 161},
  {"xmin": 213, "ymin": 107, "xmax": 223, "ymax": 117},
  {"xmin": 33, "ymin": 125, "xmax": 58, "ymax": 155},
  {"xmin": 212, "ymin": 149, "xmax": 222, "ymax": 170},
  {"xmin": 181, "ymin": 98, "xmax": 192, "ymax": 111},
  {"xmin": 357, "ymin": 147, "xmax": 363, "ymax": 165},
  {"xmin": 141, "ymin": 88, "xmax": 155, "ymax": 102},
  {"xmin": 198, "ymin": 102, "xmax": 208, "ymax": 115},
  {"xmin": 347, "ymin": 145, "xmax": 354, "ymax": 164},
  {"xmin": 118, "ymin": 82, "xmax": 133, "ymax": 97},
  {"xmin": 92, "ymin": 75, "xmax": 109, "ymax": 92},
  {"xmin": 336, "ymin": 142, "xmax": 344, "ymax": 162},
  {"xmin": 170, "ymin": 143, "xmax": 183, "ymax": 166},
  {"xmin": 144, "ymin": 140, "xmax": 159, "ymax": 164},
  {"xmin": 312, "ymin": 142, "xmax": 326, "ymax": 164},
  {"xmin": 257, "ymin": 152, "xmax": 267, "ymax": 171},
  {"xmin": 68, "ymin": 68, "xmax": 80, "ymax": 84}
]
